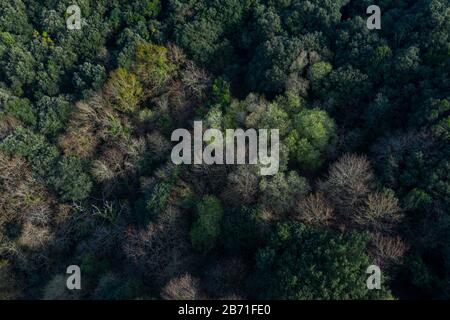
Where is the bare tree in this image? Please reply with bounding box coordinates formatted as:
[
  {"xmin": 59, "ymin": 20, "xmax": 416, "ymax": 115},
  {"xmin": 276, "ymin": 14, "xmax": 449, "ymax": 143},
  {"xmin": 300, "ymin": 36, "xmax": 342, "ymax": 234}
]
[
  {"xmin": 356, "ymin": 189, "xmax": 403, "ymax": 233},
  {"xmin": 181, "ymin": 60, "xmax": 211, "ymax": 98},
  {"xmin": 17, "ymin": 222, "xmax": 52, "ymax": 250},
  {"xmin": 25, "ymin": 202, "xmax": 53, "ymax": 226},
  {"xmin": 146, "ymin": 131, "xmax": 171, "ymax": 163},
  {"xmin": 319, "ymin": 154, "xmax": 374, "ymax": 217},
  {"xmin": 168, "ymin": 80, "xmax": 195, "ymax": 125},
  {"xmin": 221, "ymin": 165, "xmax": 259, "ymax": 205},
  {"xmin": 0, "ymin": 152, "xmax": 54, "ymax": 227},
  {"xmin": 91, "ymin": 147, "xmax": 127, "ymax": 192},
  {"xmin": 295, "ymin": 192, "xmax": 334, "ymax": 226},
  {"xmin": 161, "ymin": 273, "xmax": 202, "ymax": 300},
  {"xmin": 58, "ymin": 125, "xmax": 97, "ymax": 158},
  {"xmin": 370, "ymin": 233, "xmax": 408, "ymax": 268},
  {"xmin": 167, "ymin": 43, "xmax": 187, "ymax": 66},
  {"xmin": 122, "ymin": 206, "xmax": 192, "ymax": 285}
]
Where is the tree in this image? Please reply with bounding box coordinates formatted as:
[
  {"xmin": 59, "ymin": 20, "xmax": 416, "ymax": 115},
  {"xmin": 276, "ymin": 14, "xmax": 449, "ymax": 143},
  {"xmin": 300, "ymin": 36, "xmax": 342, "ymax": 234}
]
[
  {"xmin": 42, "ymin": 274, "xmax": 81, "ymax": 300},
  {"xmin": 123, "ymin": 205, "xmax": 192, "ymax": 286},
  {"xmin": 133, "ymin": 42, "xmax": 175, "ymax": 96},
  {"xmin": 0, "ymin": 0, "xmax": 32, "ymax": 35},
  {"xmin": 295, "ymin": 192, "xmax": 334, "ymax": 226},
  {"xmin": 171, "ymin": 0, "xmax": 251, "ymax": 71},
  {"xmin": 190, "ymin": 195, "xmax": 223, "ymax": 252},
  {"xmin": 319, "ymin": 65, "xmax": 370, "ymax": 115},
  {"xmin": 355, "ymin": 189, "xmax": 403, "ymax": 233},
  {"xmin": 318, "ymin": 154, "xmax": 374, "ymax": 216},
  {"xmin": 282, "ymin": 0, "xmax": 350, "ymax": 35},
  {"xmin": 253, "ymin": 222, "xmax": 392, "ymax": 299},
  {"xmin": 0, "ymin": 44, "xmax": 36, "ymax": 96},
  {"xmin": 394, "ymin": 46, "xmax": 421, "ymax": 79},
  {"xmin": 0, "ymin": 260, "xmax": 21, "ymax": 299},
  {"xmin": 203, "ymin": 258, "xmax": 248, "ymax": 298},
  {"xmin": 161, "ymin": 274, "xmax": 202, "ymax": 300},
  {"xmin": 285, "ymin": 108, "xmax": 336, "ymax": 171},
  {"xmin": 17, "ymin": 221, "xmax": 52, "ymax": 250},
  {"xmin": 58, "ymin": 125, "xmax": 97, "ymax": 158},
  {"xmin": 221, "ymin": 205, "xmax": 259, "ymax": 253},
  {"xmin": 275, "ymin": 91, "xmax": 305, "ymax": 114},
  {"xmin": 94, "ymin": 273, "xmax": 140, "ymax": 300},
  {"xmin": 35, "ymin": 96, "xmax": 71, "ymax": 137},
  {"xmin": 143, "ymin": 181, "xmax": 173, "ymax": 222},
  {"xmin": 104, "ymin": 68, "xmax": 143, "ymax": 113},
  {"xmin": 308, "ymin": 61, "xmax": 332, "ymax": 87},
  {"xmin": 221, "ymin": 165, "xmax": 259, "ymax": 205},
  {"xmin": 370, "ymin": 233, "xmax": 407, "ymax": 269},
  {"xmin": 73, "ymin": 62, "xmax": 106, "ymax": 98},
  {"xmin": 245, "ymin": 100, "xmax": 291, "ymax": 136},
  {"xmin": 247, "ymin": 36, "xmax": 304, "ymax": 94},
  {"xmin": 259, "ymin": 171, "xmax": 310, "ymax": 214},
  {"xmin": 0, "ymin": 127, "xmax": 59, "ymax": 178},
  {"xmin": 1, "ymin": 95, "xmax": 36, "ymax": 126},
  {"xmin": 0, "ymin": 151, "xmax": 54, "ymax": 227},
  {"xmin": 52, "ymin": 156, "xmax": 92, "ymax": 202}
]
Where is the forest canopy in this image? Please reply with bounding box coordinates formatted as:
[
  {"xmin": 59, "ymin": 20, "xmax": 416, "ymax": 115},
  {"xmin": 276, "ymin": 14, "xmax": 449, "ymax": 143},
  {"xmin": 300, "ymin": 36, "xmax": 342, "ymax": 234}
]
[{"xmin": 0, "ymin": 0, "xmax": 449, "ymax": 300}]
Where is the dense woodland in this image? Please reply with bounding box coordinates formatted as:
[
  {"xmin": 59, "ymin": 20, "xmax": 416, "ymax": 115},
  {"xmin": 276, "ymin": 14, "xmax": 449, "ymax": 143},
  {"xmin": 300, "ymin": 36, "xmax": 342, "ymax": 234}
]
[{"xmin": 0, "ymin": 0, "xmax": 449, "ymax": 300}]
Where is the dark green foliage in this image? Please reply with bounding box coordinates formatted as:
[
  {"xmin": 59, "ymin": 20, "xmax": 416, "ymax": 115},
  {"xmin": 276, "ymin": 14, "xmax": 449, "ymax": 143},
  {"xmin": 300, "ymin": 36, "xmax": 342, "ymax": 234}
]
[
  {"xmin": 52, "ymin": 156, "xmax": 92, "ymax": 202},
  {"xmin": 253, "ymin": 222, "xmax": 392, "ymax": 299},
  {"xmin": 73, "ymin": 62, "xmax": 106, "ymax": 98},
  {"xmin": 94, "ymin": 274, "xmax": 141, "ymax": 300},
  {"xmin": 135, "ymin": 165, "xmax": 180, "ymax": 225},
  {"xmin": 247, "ymin": 36, "xmax": 304, "ymax": 94},
  {"xmin": 171, "ymin": 0, "xmax": 252, "ymax": 71},
  {"xmin": 0, "ymin": 1, "xmax": 32, "ymax": 35},
  {"xmin": 319, "ymin": 66, "xmax": 370, "ymax": 113},
  {"xmin": 35, "ymin": 96, "xmax": 71, "ymax": 137},
  {"xmin": 221, "ymin": 206, "xmax": 259, "ymax": 253},
  {"xmin": 0, "ymin": 126, "xmax": 59, "ymax": 177},
  {"xmin": 190, "ymin": 195, "xmax": 223, "ymax": 252},
  {"xmin": 1, "ymin": 95, "xmax": 36, "ymax": 126}
]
